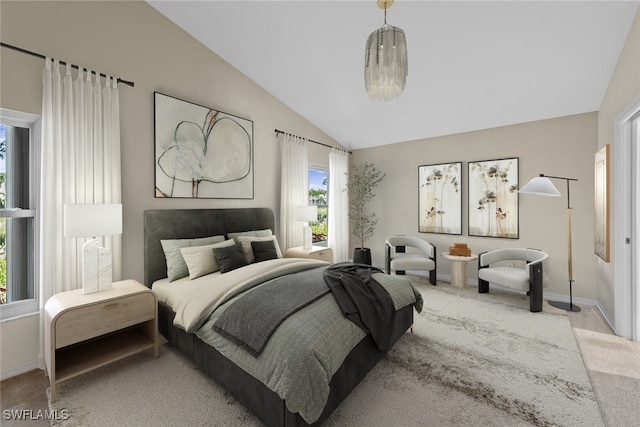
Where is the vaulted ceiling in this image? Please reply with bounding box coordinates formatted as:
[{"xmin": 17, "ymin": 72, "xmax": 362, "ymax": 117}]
[{"xmin": 148, "ymin": 1, "xmax": 639, "ymax": 150}]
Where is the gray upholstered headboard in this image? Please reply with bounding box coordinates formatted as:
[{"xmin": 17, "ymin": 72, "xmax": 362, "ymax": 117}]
[{"xmin": 143, "ymin": 208, "xmax": 275, "ymax": 287}]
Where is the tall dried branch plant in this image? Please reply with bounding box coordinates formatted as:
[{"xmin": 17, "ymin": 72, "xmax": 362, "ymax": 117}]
[{"xmin": 345, "ymin": 162, "xmax": 385, "ymax": 249}]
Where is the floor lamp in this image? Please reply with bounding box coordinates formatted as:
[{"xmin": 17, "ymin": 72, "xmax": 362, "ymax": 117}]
[{"xmin": 519, "ymin": 174, "xmax": 581, "ymax": 312}]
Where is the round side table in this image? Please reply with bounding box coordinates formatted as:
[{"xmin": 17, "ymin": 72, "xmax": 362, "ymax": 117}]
[{"xmin": 442, "ymin": 253, "xmax": 478, "ymax": 288}]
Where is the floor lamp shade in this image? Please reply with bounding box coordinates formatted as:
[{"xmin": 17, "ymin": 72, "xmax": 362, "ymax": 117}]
[
  {"xmin": 297, "ymin": 205, "xmax": 318, "ymax": 250},
  {"xmin": 519, "ymin": 175, "xmax": 561, "ymax": 197},
  {"xmin": 64, "ymin": 204, "xmax": 123, "ymax": 294}
]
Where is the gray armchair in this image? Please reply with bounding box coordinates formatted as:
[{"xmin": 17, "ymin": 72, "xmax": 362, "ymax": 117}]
[
  {"xmin": 385, "ymin": 236, "xmax": 437, "ymax": 286},
  {"xmin": 477, "ymin": 248, "xmax": 549, "ymax": 312}
]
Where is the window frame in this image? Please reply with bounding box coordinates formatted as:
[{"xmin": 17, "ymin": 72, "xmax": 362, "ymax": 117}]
[
  {"xmin": 0, "ymin": 108, "xmax": 41, "ymax": 321},
  {"xmin": 308, "ymin": 164, "xmax": 329, "ymax": 245}
]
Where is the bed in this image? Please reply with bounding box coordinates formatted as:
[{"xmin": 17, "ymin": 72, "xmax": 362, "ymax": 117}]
[{"xmin": 143, "ymin": 208, "xmax": 421, "ymax": 426}]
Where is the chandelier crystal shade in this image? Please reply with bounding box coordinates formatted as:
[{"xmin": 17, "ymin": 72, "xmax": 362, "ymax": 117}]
[{"xmin": 364, "ymin": 1, "xmax": 408, "ymax": 101}]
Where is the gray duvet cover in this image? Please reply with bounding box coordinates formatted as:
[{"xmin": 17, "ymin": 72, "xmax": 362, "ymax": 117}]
[{"xmin": 195, "ymin": 269, "xmax": 422, "ymax": 424}]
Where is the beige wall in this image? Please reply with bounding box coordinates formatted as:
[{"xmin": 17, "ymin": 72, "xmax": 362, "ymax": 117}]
[
  {"xmin": 1, "ymin": 1, "xmax": 637, "ymax": 377},
  {"xmin": 0, "ymin": 1, "xmax": 340, "ymax": 376},
  {"xmin": 351, "ymin": 112, "xmax": 599, "ymax": 300},
  {"xmin": 597, "ymin": 9, "xmax": 640, "ymax": 323}
]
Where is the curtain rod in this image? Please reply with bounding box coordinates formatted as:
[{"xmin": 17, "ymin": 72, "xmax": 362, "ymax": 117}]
[
  {"xmin": 1, "ymin": 42, "xmax": 135, "ymax": 88},
  {"xmin": 274, "ymin": 129, "xmax": 351, "ymax": 154}
]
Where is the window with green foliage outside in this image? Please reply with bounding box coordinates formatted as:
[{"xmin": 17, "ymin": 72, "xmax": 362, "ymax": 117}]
[
  {"xmin": 0, "ymin": 121, "xmax": 36, "ymax": 308},
  {"xmin": 309, "ymin": 168, "xmax": 328, "ymax": 245}
]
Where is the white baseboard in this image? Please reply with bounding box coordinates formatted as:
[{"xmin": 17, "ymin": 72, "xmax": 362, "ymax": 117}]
[
  {"xmin": 431, "ymin": 273, "xmax": 602, "ymax": 308},
  {"xmin": 1, "ymin": 360, "xmax": 41, "ymax": 381},
  {"xmin": 595, "ymin": 304, "xmax": 616, "ymax": 333},
  {"xmin": 542, "ymin": 291, "xmax": 599, "ymax": 308}
]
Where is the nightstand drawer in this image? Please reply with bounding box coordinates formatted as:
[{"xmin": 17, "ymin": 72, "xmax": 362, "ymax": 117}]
[
  {"xmin": 308, "ymin": 249, "xmax": 332, "ymax": 263},
  {"xmin": 55, "ymin": 292, "xmax": 155, "ymax": 348},
  {"xmin": 286, "ymin": 246, "xmax": 333, "ymax": 263}
]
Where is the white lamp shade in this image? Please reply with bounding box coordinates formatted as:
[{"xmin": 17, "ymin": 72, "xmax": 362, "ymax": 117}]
[
  {"xmin": 519, "ymin": 176, "xmax": 561, "ymax": 197},
  {"xmin": 64, "ymin": 204, "xmax": 123, "ymax": 237},
  {"xmin": 296, "ymin": 205, "xmax": 318, "ymax": 222}
]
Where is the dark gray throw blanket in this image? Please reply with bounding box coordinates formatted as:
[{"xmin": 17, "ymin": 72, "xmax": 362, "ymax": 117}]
[
  {"xmin": 212, "ymin": 266, "xmax": 329, "ymax": 356},
  {"xmin": 323, "ymin": 262, "xmax": 396, "ymax": 351}
]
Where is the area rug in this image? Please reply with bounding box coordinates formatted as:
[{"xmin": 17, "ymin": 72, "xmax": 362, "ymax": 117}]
[{"xmin": 49, "ymin": 278, "xmax": 603, "ymax": 427}]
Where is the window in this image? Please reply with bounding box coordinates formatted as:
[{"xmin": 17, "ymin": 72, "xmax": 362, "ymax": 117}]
[
  {"xmin": 308, "ymin": 166, "xmax": 328, "ymax": 246},
  {"xmin": 0, "ymin": 109, "xmax": 40, "ymax": 320}
]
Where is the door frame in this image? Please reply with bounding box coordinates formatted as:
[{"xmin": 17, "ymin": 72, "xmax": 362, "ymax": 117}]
[{"xmin": 613, "ymin": 95, "xmax": 640, "ymax": 341}]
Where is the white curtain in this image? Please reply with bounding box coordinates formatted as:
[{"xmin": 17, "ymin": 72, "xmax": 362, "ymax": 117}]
[
  {"xmin": 39, "ymin": 59, "xmax": 122, "ymax": 366},
  {"xmin": 328, "ymin": 147, "xmax": 350, "ymax": 262},
  {"xmin": 279, "ymin": 133, "xmax": 308, "ymax": 250}
]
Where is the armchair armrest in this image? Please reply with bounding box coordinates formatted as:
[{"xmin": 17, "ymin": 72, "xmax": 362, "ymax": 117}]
[
  {"xmin": 525, "ymin": 258, "xmax": 543, "ymax": 279},
  {"xmin": 478, "ymin": 251, "xmax": 489, "ymax": 268}
]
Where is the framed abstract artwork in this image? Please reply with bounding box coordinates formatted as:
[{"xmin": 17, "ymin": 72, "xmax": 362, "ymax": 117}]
[
  {"xmin": 418, "ymin": 162, "xmax": 462, "ymax": 235},
  {"xmin": 594, "ymin": 144, "xmax": 610, "ymax": 262},
  {"xmin": 468, "ymin": 157, "xmax": 519, "ymax": 238},
  {"xmin": 154, "ymin": 92, "xmax": 254, "ymax": 199}
]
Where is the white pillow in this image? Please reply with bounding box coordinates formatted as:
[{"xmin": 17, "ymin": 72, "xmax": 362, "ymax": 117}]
[
  {"xmin": 237, "ymin": 235, "xmax": 282, "ymax": 263},
  {"xmin": 161, "ymin": 235, "xmax": 225, "ymax": 281},
  {"xmin": 180, "ymin": 239, "xmax": 235, "ymax": 279}
]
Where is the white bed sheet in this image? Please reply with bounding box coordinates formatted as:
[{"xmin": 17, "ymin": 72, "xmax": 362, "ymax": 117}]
[{"xmin": 152, "ymin": 257, "xmax": 328, "ymax": 332}]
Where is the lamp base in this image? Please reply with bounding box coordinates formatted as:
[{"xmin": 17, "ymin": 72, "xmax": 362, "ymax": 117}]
[
  {"xmin": 549, "ymin": 300, "xmax": 581, "ymax": 312},
  {"xmin": 82, "ymin": 239, "xmax": 113, "ymax": 294},
  {"xmin": 302, "ymin": 225, "xmax": 313, "ymax": 250}
]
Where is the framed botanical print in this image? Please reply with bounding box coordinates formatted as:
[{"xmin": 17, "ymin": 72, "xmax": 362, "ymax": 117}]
[
  {"xmin": 468, "ymin": 157, "xmax": 519, "ymax": 238},
  {"xmin": 154, "ymin": 92, "xmax": 254, "ymax": 199},
  {"xmin": 594, "ymin": 144, "xmax": 610, "ymax": 262},
  {"xmin": 418, "ymin": 162, "xmax": 462, "ymax": 235}
]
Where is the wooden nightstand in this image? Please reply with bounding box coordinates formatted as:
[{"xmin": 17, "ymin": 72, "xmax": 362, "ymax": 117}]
[
  {"xmin": 285, "ymin": 246, "xmax": 333, "ymax": 263},
  {"xmin": 44, "ymin": 279, "xmax": 158, "ymax": 402}
]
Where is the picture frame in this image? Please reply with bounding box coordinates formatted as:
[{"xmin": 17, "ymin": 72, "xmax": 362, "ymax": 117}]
[
  {"xmin": 468, "ymin": 157, "xmax": 519, "ymax": 238},
  {"xmin": 418, "ymin": 162, "xmax": 462, "ymax": 235},
  {"xmin": 594, "ymin": 144, "xmax": 610, "ymax": 262},
  {"xmin": 154, "ymin": 92, "xmax": 254, "ymax": 199}
]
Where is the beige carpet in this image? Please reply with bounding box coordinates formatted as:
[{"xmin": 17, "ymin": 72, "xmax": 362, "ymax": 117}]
[
  {"xmin": 573, "ymin": 328, "xmax": 640, "ymax": 380},
  {"xmin": 49, "ymin": 278, "xmax": 604, "ymax": 426},
  {"xmin": 572, "ymin": 327, "xmax": 640, "ymax": 427}
]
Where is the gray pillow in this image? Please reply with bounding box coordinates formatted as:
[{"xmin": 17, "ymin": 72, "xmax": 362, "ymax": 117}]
[
  {"xmin": 227, "ymin": 228, "xmax": 272, "ymax": 243},
  {"xmin": 251, "ymin": 240, "xmax": 278, "ymax": 263},
  {"xmin": 237, "ymin": 235, "xmax": 283, "ymax": 263},
  {"xmin": 161, "ymin": 235, "xmax": 225, "ymax": 281},
  {"xmin": 213, "ymin": 243, "xmax": 249, "ymax": 273}
]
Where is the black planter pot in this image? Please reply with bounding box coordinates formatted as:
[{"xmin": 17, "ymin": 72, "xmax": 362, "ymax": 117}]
[{"xmin": 353, "ymin": 248, "xmax": 372, "ymax": 265}]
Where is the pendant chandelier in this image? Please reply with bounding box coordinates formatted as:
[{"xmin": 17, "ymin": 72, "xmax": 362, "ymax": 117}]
[{"xmin": 364, "ymin": 0, "xmax": 408, "ymax": 101}]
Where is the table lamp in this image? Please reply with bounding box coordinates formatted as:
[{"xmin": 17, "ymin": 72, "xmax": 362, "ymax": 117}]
[
  {"xmin": 64, "ymin": 203, "xmax": 123, "ymax": 294},
  {"xmin": 297, "ymin": 205, "xmax": 318, "ymax": 250}
]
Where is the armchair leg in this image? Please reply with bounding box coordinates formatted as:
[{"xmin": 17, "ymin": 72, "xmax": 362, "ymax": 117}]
[
  {"xmin": 478, "ymin": 278, "xmax": 489, "ymax": 293},
  {"xmin": 429, "ymin": 269, "xmax": 437, "ymax": 286}
]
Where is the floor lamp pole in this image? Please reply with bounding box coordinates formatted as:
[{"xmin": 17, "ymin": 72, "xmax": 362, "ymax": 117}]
[{"xmin": 549, "ymin": 177, "xmax": 581, "ymax": 312}]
